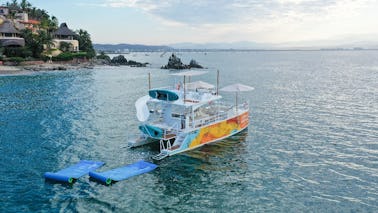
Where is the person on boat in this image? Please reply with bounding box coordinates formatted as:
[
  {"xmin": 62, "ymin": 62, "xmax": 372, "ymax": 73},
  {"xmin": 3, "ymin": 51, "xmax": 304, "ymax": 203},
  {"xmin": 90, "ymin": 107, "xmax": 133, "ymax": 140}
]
[{"xmin": 176, "ymin": 81, "xmax": 182, "ymax": 91}]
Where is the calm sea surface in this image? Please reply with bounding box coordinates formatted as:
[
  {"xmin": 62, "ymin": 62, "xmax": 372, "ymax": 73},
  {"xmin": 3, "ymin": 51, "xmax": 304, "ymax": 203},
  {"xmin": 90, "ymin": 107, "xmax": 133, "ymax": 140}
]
[{"xmin": 0, "ymin": 51, "xmax": 377, "ymax": 212}]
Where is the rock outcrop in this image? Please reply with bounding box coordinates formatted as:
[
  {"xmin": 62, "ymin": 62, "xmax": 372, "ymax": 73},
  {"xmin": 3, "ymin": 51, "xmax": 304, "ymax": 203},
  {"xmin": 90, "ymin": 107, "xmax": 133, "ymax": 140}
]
[
  {"xmin": 189, "ymin": 59, "xmax": 203, "ymax": 68},
  {"xmin": 110, "ymin": 55, "xmax": 148, "ymax": 67},
  {"xmin": 161, "ymin": 54, "xmax": 203, "ymax": 69},
  {"xmin": 111, "ymin": 55, "xmax": 128, "ymax": 65}
]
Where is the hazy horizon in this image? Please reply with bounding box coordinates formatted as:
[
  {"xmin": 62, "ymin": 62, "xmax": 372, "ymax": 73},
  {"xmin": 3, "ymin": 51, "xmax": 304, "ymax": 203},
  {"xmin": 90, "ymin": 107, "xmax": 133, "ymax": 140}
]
[{"xmin": 25, "ymin": 0, "xmax": 378, "ymax": 47}]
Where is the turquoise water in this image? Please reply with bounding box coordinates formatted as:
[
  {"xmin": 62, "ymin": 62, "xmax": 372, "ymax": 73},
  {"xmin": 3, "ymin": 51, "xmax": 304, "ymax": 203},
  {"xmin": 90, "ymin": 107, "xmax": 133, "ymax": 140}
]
[{"xmin": 0, "ymin": 51, "xmax": 377, "ymax": 212}]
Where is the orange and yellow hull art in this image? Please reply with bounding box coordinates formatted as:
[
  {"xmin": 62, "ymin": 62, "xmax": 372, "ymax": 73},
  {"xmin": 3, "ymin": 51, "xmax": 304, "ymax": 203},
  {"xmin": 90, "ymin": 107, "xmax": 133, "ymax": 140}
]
[{"xmin": 180, "ymin": 112, "xmax": 249, "ymax": 151}]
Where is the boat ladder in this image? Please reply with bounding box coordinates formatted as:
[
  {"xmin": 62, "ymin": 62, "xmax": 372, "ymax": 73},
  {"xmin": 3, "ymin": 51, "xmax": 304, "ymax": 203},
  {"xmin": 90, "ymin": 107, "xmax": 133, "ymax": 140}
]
[
  {"xmin": 152, "ymin": 139, "xmax": 171, "ymax": 160},
  {"xmin": 152, "ymin": 152, "xmax": 169, "ymax": 161}
]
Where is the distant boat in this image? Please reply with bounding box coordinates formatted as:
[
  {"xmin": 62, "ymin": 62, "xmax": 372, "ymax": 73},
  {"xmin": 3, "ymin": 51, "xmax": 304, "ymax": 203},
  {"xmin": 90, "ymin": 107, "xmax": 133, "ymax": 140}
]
[{"xmin": 128, "ymin": 71, "xmax": 254, "ymax": 160}]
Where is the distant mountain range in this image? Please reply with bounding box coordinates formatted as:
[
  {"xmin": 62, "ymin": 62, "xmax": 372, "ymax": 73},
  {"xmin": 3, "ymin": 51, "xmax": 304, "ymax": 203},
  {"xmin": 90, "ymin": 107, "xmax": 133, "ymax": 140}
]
[
  {"xmin": 169, "ymin": 41, "xmax": 273, "ymax": 50},
  {"xmin": 93, "ymin": 43, "xmax": 174, "ymax": 53},
  {"xmin": 94, "ymin": 40, "xmax": 378, "ymax": 53}
]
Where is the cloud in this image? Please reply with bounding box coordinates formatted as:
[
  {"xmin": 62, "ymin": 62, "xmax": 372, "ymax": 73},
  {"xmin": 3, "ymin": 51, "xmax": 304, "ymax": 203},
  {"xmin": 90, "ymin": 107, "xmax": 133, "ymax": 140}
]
[
  {"xmin": 93, "ymin": 0, "xmax": 378, "ymax": 44},
  {"xmin": 99, "ymin": 0, "xmax": 342, "ymax": 25}
]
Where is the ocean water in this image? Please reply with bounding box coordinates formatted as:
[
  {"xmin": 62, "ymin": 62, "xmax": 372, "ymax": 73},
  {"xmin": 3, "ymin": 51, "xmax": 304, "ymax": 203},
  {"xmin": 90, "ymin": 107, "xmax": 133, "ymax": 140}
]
[{"xmin": 0, "ymin": 51, "xmax": 377, "ymax": 212}]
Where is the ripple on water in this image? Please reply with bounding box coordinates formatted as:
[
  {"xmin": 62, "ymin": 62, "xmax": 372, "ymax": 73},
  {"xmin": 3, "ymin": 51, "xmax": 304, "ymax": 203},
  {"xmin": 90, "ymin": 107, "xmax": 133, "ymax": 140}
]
[{"xmin": 1, "ymin": 52, "xmax": 378, "ymax": 212}]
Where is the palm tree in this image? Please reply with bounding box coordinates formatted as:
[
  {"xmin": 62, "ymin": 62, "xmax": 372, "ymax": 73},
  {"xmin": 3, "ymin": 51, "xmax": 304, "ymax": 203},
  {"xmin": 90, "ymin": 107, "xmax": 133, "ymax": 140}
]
[
  {"xmin": 38, "ymin": 30, "xmax": 54, "ymax": 50},
  {"xmin": 29, "ymin": 7, "xmax": 37, "ymax": 19},
  {"xmin": 75, "ymin": 29, "xmax": 96, "ymax": 58},
  {"xmin": 51, "ymin": 16, "xmax": 58, "ymax": 29},
  {"xmin": 20, "ymin": 0, "xmax": 31, "ymax": 11}
]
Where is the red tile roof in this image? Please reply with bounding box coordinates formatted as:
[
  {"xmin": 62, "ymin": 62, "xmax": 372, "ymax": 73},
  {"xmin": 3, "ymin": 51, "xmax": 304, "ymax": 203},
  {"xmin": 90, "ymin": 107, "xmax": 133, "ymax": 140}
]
[{"xmin": 19, "ymin": 19, "xmax": 40, "ymax": 25}]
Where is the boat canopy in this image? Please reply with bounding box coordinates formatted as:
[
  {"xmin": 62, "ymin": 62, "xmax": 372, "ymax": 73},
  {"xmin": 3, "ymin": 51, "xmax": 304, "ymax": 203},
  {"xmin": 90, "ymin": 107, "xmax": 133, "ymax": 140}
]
[{"xmin": 185, "ymin": 81, "xmax": 215, "ymax": 90}]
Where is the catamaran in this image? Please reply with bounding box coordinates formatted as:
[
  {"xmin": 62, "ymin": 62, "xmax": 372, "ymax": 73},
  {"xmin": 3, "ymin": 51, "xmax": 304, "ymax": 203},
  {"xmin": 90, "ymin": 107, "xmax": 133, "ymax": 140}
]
[{"xmin": 128, "ymin": 70, "xmax": 254, "ymax": 160}]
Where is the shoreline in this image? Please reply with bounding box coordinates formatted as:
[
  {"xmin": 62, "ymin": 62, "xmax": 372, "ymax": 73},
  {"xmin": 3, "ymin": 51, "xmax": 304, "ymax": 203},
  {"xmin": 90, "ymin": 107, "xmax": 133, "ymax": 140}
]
[{"xmin": 0, "ymin": 62, "xmax": 96, "ymax": 76}]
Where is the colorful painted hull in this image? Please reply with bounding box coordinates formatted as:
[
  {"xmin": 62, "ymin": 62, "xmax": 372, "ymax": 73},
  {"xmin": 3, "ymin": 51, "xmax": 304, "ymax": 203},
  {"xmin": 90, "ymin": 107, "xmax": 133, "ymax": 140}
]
[{"xmin": 168, "ymin": 111, "xmax": 249, "ymax": 155}]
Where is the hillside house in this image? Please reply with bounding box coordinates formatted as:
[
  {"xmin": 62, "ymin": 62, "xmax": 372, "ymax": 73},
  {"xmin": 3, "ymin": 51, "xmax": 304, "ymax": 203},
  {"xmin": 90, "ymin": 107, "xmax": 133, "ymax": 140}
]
[
  {"xmin": 0, "ymin": 18, "xmax": 25, "ymax": 47},
  {"xmin": 52, "ymin": 23, "xmax": 79, "ymax": 52}
]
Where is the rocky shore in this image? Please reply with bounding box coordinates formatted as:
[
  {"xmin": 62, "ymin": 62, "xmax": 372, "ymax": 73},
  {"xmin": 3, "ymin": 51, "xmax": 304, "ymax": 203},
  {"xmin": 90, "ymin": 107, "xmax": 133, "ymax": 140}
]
[
  {"xmin": 0, "ymin": 55, "xmax": 147, "ymax": 75},
  {"xmin": 0, "ymin": 62, "xmax": 95, "ymax": 75},
  {"xmin": 22, "ymin": 63, "xmax": 95, "ymax": 71}
]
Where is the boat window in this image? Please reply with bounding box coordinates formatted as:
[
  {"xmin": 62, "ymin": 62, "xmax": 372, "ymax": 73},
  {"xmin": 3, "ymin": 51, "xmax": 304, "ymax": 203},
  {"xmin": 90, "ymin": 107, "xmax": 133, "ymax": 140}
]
[
  {"xmin": 172, "ymin": 113, "xmax": 181, "ymax": 118},
  {"xmin": 156, "ymin": 91, "xmax": 167, "ymax": 100}
]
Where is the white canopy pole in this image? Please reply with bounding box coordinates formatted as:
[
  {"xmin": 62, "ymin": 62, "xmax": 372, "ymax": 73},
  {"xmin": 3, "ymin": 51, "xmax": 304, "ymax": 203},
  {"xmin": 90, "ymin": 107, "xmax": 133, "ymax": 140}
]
[
  {"xmin": 183, "ymin": 75, "xmax": 186, "ymax": 102},
  {"xmin": 220, "ymin": 83, "xmax": 254, "ymax": 115},
  {"xmin": 216, "ymin": 70, "xmax": 219, "ymax": 96},
  {"xmin": 148, "ymin": 72, "xmax": 151, "ymax": 90}
]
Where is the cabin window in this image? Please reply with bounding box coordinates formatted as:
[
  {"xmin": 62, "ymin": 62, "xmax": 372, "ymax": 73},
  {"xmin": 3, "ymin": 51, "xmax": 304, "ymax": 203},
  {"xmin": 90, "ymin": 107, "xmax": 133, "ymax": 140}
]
[
  {"xmin": 172, "ymin": 113, "xmax": 181, "ymax": 118},
  {"xmin": 156, "ymin": 91, "xmax": 167, "ymax": 100}
]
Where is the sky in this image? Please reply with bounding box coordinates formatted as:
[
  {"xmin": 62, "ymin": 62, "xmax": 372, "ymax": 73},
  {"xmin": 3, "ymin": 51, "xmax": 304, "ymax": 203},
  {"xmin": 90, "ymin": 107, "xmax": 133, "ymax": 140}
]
[{"xmin": 18, "ymin": 0, "xmax": 378, "ymax": 46}]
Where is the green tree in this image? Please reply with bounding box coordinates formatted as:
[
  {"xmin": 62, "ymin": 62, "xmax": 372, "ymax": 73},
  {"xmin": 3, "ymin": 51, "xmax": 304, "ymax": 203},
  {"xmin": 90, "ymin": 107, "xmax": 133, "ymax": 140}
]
[
  {"xmin": 59, "ymin": 41, "xmax": 72, "ymax": 52},
  {"xmin": 50, "ymin": 16, "xmax": 59, "ymax": 29},
  {"xmin": 20, "ymin": 29, "xmax": 53, "ymax": 58},
  {"xmin": 75, "ymin": 29, "xmax": 95, "ymax": 58},
  {"xmin": 6, "ymin": 0, "xmax": 20, "ymax": 19},
  {"xmin": 20, "ymin": 0, "xmax": 31, "ymax": 11},
  {"xmin": 37, "ymin": 30, "xmax": 53, "ymax": 51},
  {"xmin": 7, "ymin": 0, "xmax": 20, "ymax": 10},
  {"xmin": 96, "ymin": 51, "xmax": 111, "ymax": 62},
  {"xmin": 20, "ymin": 28, "xmax": 39, "ymax": 58}
]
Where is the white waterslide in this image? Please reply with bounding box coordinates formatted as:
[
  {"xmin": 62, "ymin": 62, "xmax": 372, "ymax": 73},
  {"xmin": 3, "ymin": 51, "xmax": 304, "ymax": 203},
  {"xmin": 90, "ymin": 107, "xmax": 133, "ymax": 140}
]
[{"xmin": 135, "ymin": 95, "xmax": 150, "ymax": 122}]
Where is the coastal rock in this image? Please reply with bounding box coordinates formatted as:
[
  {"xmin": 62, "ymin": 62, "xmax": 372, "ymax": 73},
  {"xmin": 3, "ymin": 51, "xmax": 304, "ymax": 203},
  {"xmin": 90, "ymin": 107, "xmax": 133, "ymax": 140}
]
[
  {"xmin": 127, "ymin": 60, "xmax": 149, "ymax": 67},
  {"xmin": 94, "ymin": 58, "xmax": 111, "ymax": 65},
  {"xmin": 109, "ymin": 55, "xmax": 148, "ymax": 67},
  {"xmin": 111, "ymin": 55, "xmax": 128, "ymax": 65},
  {"xmin": 161, "ymin": 54, "xmax": 188, "ymax": 69},
  {"xmin": 57, "ymin": 66, "xmax": 67, "ymax": 70},
  {"xmin": 189, "ymin": 59, "xmax": 203, "ymax": 68},
  {"xmin": 161, "ymin": 54, "xmax": 203, "ymax": 69}
]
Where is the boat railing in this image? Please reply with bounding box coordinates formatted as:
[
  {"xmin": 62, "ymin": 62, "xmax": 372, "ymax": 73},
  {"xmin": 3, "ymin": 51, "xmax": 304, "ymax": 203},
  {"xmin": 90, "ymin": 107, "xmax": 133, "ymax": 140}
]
[
  {"xmin": 162, "ymin": 122, "xmax": 181, "ymax": 139},
  {"xmin": 190, "ymin": 101, "xmax": 249, "ymax": 128},
  {"xmin": 236, "ymin": 101, "xmax": 249, "ymax": 112},
  {"xmin": 191, "ymin": 109, "xmax": 228, "ymax": 128}
]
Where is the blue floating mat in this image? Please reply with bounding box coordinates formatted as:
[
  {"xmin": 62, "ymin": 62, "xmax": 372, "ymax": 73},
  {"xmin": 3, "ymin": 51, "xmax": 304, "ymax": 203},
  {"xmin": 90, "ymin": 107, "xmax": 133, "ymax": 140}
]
[
  {"xmin": 44, "ymin": 160, "xmax": 104, "ymax": 183},
  {"xmin": 89, "ymin": 160, "xmax": 157, "ymax": 185}
]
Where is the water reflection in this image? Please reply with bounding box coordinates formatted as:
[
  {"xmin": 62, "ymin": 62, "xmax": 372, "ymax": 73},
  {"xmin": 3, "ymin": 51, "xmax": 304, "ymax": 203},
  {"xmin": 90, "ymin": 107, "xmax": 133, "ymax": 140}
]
[{"xmin": 149, "ymin": 130, "xmax": 250, "ymax": 211}]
